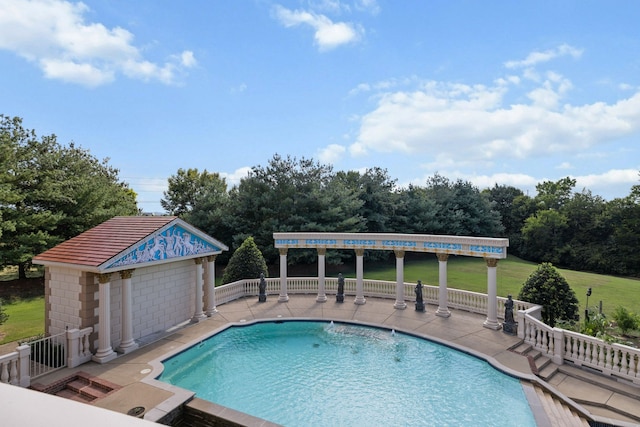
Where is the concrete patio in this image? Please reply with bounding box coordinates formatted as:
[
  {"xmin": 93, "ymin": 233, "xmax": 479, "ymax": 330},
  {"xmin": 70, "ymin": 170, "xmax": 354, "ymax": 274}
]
[{"xmin": 15, "ymin": 295, "xmax": 640, "ymax": 426}]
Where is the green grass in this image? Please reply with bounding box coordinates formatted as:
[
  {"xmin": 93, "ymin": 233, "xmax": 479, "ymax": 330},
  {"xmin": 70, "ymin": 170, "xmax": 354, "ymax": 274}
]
[
  {"xmin": 333, "ymin": 254, "xmax": 640, "ymax": 317},
  {"xmin": 0, "ymin": 297, "xmax": 45, "ymax": 344},
  {"xmin": 1, "ymin": 255, "xmax": 639, "ymax": 344}
]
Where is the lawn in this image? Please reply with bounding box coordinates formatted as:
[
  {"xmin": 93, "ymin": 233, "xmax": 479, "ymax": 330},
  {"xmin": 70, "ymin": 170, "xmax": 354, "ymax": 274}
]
[
  {"xmin": 0, "ymin": 297, "xmax": 44, "ymax": 344},
  {"xmin": 2, "ymin": 255, "xmax": 640, "ymax": 345},
  {"xmin": 322, "ymin": 253, "xmax": 640, "ymax": 317}
]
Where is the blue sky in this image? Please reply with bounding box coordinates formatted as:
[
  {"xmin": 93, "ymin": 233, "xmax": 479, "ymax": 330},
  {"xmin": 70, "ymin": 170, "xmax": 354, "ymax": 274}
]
[{"xmin": 1, "ymin": 0, "xmax": 639, "ymax": 213}]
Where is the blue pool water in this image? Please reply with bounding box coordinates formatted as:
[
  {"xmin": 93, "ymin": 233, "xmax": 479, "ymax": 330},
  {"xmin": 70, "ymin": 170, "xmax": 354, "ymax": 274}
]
[{"xmin": 159, "ymin": 321, "xmax": 536, "ymax": 427}]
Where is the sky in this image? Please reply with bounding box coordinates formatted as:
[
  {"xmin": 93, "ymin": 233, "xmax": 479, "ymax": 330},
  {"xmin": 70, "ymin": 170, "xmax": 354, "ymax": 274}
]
[{"xmin": 1, "ymin": 0, "xmax": 639, "ymax": 213}]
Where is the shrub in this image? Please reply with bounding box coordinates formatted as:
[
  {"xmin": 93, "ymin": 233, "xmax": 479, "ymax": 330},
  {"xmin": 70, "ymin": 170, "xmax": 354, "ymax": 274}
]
[
  {"xmin": 0, "ymin": 299, "xmax": 8, "ymax": 325},
  {"xmin": 221, "ymin": 236, "xmax": 268, "ymax": 284},
  {"xmin": 612, "ymin": 306, "xmax": 639, "ymax": 336},
  {"xmin": 518, "ymin": 263, "xmax": 579, "ymax": 327}
]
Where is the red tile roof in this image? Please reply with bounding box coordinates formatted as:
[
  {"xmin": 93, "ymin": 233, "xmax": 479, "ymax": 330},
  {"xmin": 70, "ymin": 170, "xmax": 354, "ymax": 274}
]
[{"xmin": 33, "ymin": 216, "xmax": 177, "ymax": 268}]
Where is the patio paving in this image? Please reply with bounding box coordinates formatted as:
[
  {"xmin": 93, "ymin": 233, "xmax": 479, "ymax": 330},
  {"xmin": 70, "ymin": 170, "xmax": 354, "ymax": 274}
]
[{"xmin": 20, "ymin": 295, "xmax": 640, "ymax": 426}]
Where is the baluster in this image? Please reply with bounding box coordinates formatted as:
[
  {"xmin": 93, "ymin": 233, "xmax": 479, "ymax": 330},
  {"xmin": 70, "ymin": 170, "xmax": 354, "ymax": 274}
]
[
  {"xmin": 10, "ymin": 359, "xmax": 18, "ymax": 384},
  {"xmin": 83, "ymin": 332, "xmax": 90, "ymax": 356},
  {"xmin": 574, "ymin": 338, "xmax": 581, "ymax": 360},
  {"xmin": 542, "ymin": 330, "xmax": 548, "ymax": 353},
  {"xmin": 1, "ymin": 362, "xmax": 8, "ymax": 383},
  {"xmin": 577, "ymin": 337, "xmax": 585, "ymax": 362},
  {"xmin": 613, "ymin": 349, "xmax": 620, "ymax": 373},
  {"xmin": 598, "ymin": 344, "xmax": 606, "ymax": 369},
  {"xmin": 620, "ymin": 350, "xmax": 629, "ymax": 375}
]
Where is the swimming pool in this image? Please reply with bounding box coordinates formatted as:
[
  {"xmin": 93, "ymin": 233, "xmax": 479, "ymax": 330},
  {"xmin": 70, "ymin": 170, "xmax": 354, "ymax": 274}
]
[{"xmin": 159, "ymin": 321, "xmax": 536, "ymax": 426}]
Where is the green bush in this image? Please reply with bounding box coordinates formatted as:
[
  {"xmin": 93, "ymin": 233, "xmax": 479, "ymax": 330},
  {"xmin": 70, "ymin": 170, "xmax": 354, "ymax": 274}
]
[
  {"xmin": 0, "ymin": 299, "xmax": 8, "ymax": 325},
  {"xmin": 612, "ymin": 306, "xmax": 639, "ymax": 336},
  {"xmin": 221, "ymin": 236, "xmax": 268, "ymax": 284},
  {"xmin": 518, "ymin": 263, "xmax": 579, "ymax": 327}
]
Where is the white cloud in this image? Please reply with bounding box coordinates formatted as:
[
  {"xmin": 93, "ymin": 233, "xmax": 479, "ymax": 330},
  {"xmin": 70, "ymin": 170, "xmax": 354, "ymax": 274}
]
[
  {"xmin": 504, "ymin": 44, "xmax": 583, "ymax": 69},
  {"xmin": 317, "ymin": 143, "xmax": 346, "ymax": 163},
  {"xmin": 0, "ymin": 0, "xmax": 196, "ymax": 87},
  {"xmin": 575, "ymin": 168, "xmax": 639, "ymax": 190},
  {"xmin": 557, "ymin": 162, "xmax": 573, "ymax": 170},
  {"xmin": 273, "ymin": 5, "xmax": 363, "ymax": 51},
  {"xmin": 349, "ymin": 45, "xmax": 640, "ymax": 168},
  {"xmin": 221, "ymin": 167, "xmax": 252, "ymax": 188}
]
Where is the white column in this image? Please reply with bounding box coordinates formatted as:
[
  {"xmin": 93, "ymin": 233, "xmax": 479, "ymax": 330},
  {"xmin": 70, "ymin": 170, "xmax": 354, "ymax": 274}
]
[
  {"xmin": 354, "ymin": 248, "xmax": 366, "ymax": 305},
  {"xmin": 435, "ymin": 253, "xmax": 451, "ymax": 318},
  {"xmin": 278, "ymin": 248, "xmax": 289, "ymax": 302},
  {"xmin": 117, "ymin": 269, "xmax": 138, "ymax": 354},
  {"xmin": 205, "ymin": 255, "xmax": 218, "ymax": 316},
  {"xmin": 483, "ymin": 258, "xmax": 501, "ymax": 330},
  {"xmin": 92, "ymin": 273, "xmax": 117, "ymax": 363},
  {"xmin": 394, "ymin": 250, "xmax": 406, "ymax": 309},
  {"xmin": 191, "ymin": 258, "xmax": 206, "ymax": 323},
  {"xmin": 316, "ymin": 248, "xmax": 327, "ymax": 302}
]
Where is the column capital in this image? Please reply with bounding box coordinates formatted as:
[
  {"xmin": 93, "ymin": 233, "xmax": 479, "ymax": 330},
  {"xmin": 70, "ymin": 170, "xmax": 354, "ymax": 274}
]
[
  {"xmin": 485, "ymin": 258, "xmax": 499, "ymax": 268},
  {"xmin": 119, "ymin": 269, "xmax": 134, "ymax": 280},
  {"xmin": 394, "ymin": 249, "xmax": 405, "ymax": 259},
  {"xmin": 207, "ymin": 254, "xmax": 218, "ymax": 262},
  {"xmin": 279, "ymin": 248, "xmax": 288, "ymax": 256},
  {"xmin": 355, "ymin": 248, "xmax": 365, "ymax": 257},
  {"xmin": 436, "ymin": 253, "xmax": 449, "ymax": 262},
  {"xmin": 194, "ymin": 257, "xmax": 204, "ymax": 265},
  {"xmin": 97, "ymin": 273, "xmax": 111, "ymax": 284},
  {"xmin": 317, "ymin": 248, "xmax": 327, "ymax": 256}
]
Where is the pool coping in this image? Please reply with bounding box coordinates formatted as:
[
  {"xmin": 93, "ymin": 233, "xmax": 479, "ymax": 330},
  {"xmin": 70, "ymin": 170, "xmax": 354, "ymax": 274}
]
[{"xmin": 141, "ymin": 315, "xmax": 580, "ymax": 427}]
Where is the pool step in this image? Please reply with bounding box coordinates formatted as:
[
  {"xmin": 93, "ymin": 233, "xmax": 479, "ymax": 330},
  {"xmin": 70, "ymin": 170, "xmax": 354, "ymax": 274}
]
[
  {"xmin": 518, "ymin": 347, "xmax": 640, "ymax": 424},
  {"xmin": 30, "ymin": 371, "xmax": 120, "ymax": 403},
  {"xmin": 533, "ymin": 386, "xmax": 590, "ymax": 427}
]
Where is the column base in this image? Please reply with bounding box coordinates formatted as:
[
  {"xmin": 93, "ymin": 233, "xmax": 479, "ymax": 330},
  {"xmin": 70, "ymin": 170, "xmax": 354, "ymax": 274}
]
[
  {"xmin": 92, "ymin": 349, "xmax": 117, "ymax": 364},
  {"xmin": 483, "ymin": 319, "xmax": 502, "ymax": 330},
  {"xmin": 278, "ymin": 295, "xmax": 289, "ymax": 302},
  {"xmin": 206, "ymin": 308, "xmax": 218, "ymax": 316},
  {"xmin": 316, "ymin": 295, "xmax": 327, "ymax": 303},
  {"xmin": 116, "ymin": 341, "xmax": 139, "ymax": 354},
  {"xmin": 191, "ymin": 313, "xmax": 207, "ymax": 323},
  {"xmin": 435, "ymin": 307, "xmax": 451, "ymax": 318},
  {"xmin": 394, "ymin": 301, "xmax": 407, "ymax": 309},
  {"xmin": 354, "ymin": 297, "xmax": 366, "ymax": 305}
]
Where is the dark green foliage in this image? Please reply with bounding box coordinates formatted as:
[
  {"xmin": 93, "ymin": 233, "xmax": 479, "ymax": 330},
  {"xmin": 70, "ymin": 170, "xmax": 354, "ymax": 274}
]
[
  {"xmin": 0, "ymin": 300, "xmax": 8, "ymax": 326},
  {"xmin": 0, "ymin": 115, "xmax": 138, "ymax": 278},
  {"xmin": 423, "ymin": 174, "xmax": 504, "ymax": 236},
  {"xmin": 221, "ymin": 237, "xmax": 268, "ymax": 284},
  {"xmin": 518, "ymin": 263, "xmax": 579, "ymax": 327},
  {"xmin": 612, "ymin": 306, "xmax": 639, "ymax": 336}
]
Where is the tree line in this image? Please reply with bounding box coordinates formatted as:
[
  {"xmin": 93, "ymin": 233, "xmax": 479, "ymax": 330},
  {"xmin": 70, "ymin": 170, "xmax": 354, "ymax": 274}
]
[
  {"xmin": 2, "ymin": 116, "xmax": 639, "ymax": 279},
  {"xmin": 0, "ymin": 115, "xmax": 138, "ymax": 278},
  {"xmin": 162, "ymin": 154, "xmax": 640, "ymax": 278}
]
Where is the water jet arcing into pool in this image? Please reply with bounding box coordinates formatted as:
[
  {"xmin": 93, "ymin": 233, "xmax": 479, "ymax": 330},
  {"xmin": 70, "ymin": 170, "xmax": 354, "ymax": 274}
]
[{"xmin": 158, "ymin": 321, "xmax": 536, "ymax": 427}]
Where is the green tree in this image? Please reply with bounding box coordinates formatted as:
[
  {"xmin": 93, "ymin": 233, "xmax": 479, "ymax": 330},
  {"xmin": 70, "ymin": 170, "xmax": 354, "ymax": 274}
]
[
  {"xmin": 535, "ymin": 177, "xmax": 576, "ymax": 210},
  {"xmin": 607, "ymin": 184, "xmax": 640, "ymax": 276},
  {"xmin": 562, "ymin": 190, "xmax": 610, "ymax": 273},
  {"xmin": 168, "ymin": 169, "xmax": 232, "ymax": 256},
  {"xmin": 423, "ymin": 174, "xmax": 503, "ymax": 236},
  {"xmin": 483, "ymin": 184, "xmax": 536, "ymax": 256},
  {"xmin": 227, "ymin": 154, "xmax": 365, "ymax": 264},
  {"xmin": 521, "ymin": 209, "xmax": 569, "ymax": 264},
  {"xmin": 221, "ymin": 236, "xmax": 268, "ymax": 284},
  {"xmin": 391, "ymin": 184, "xmax": 439, "ymax": 233},
  {"xmin": 161, "ymin": 168, "xmax": 226, "ymax": 216},
  {"xmin": 518, "ymin": 263, "xmax": 579, "ymax": 327},
  {"xmin": 0, "ymin": 115, "xmax": 138, "ymax": 278}
]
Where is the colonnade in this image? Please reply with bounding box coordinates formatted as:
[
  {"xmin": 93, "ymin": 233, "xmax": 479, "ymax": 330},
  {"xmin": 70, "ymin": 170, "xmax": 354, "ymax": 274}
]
[
  {"xmin": 275, "ymin": 247, "xmax": 501, "ymax": 329},
  {"xmin": 92, "ymin": 255, "xmax": 218, "ymax": 364}
]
